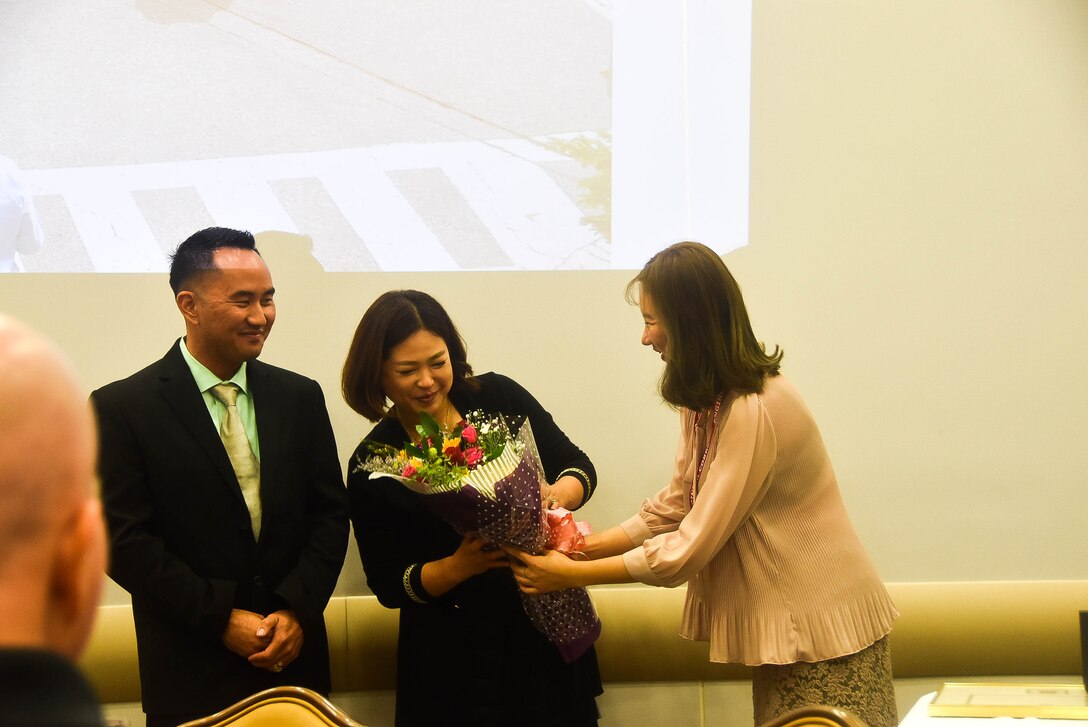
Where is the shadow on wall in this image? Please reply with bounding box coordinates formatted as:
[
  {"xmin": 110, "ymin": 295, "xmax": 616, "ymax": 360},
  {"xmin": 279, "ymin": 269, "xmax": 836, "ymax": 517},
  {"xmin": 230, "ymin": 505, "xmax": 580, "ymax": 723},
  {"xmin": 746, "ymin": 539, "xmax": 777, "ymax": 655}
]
[{"xmin": 256, "ymin": 231, "xmax": 326, "ymax": 279}]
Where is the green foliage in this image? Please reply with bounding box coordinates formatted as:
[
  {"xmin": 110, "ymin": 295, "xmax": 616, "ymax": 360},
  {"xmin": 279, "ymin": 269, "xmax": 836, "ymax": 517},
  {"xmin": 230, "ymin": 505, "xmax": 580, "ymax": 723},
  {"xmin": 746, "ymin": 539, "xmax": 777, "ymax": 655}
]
[{"xmin": 357, "ymin": 410, "xmax": 512, "ymax": 491}]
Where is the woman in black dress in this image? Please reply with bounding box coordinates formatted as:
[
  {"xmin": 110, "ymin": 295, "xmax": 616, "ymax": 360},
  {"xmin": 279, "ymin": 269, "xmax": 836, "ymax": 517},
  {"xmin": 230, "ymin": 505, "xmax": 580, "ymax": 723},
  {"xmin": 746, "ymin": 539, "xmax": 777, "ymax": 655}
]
[{"xmin": 341, "ymin": 289, "xmax": 602, "ymax": 727}]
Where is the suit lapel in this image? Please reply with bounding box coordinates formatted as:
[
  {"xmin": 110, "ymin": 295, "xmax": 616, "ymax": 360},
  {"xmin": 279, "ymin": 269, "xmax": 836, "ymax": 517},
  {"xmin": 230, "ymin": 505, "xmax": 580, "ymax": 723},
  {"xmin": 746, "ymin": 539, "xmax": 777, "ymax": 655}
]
[
  {"xmin": 250, "ymin": 361, "xmax": 280, "ymax": 454},
  {"xmin": 248, "ymin": 360, "xmax": 283, "ymax": 535},
  {"xmin": 156, "ymin": 342, "xmax": 248, "ymax": 501}
]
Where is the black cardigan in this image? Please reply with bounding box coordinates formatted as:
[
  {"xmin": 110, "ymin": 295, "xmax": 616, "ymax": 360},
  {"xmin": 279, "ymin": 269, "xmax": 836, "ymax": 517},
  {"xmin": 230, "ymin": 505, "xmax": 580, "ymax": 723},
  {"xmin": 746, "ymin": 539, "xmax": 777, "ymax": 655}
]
[{"xmin": 346, "ymin": 372, "xmax": 601, "ymax": 727}]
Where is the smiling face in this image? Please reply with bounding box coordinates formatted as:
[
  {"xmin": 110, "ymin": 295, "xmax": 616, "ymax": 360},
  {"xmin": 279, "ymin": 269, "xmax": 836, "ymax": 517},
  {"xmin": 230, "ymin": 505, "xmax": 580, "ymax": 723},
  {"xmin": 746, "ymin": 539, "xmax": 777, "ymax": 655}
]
[
  {"xmin": 177, "ymin": 247, "xmax": 276, "ymax": 380},
  {"xmin": 639, "ymin": 289, "xmax": 668, "ymax": 360},
  {"xmin": 381, "ymin": 329, "xmax": 454, "ymax": 428}
]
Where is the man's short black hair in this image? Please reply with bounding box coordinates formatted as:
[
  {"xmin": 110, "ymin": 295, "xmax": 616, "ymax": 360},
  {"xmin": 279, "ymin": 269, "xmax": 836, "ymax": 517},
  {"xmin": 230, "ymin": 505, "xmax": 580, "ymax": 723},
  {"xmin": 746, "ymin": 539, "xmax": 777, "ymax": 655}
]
[{"xmin": 168, "ymin": 227, "xmax": 259, "ymax": 295}]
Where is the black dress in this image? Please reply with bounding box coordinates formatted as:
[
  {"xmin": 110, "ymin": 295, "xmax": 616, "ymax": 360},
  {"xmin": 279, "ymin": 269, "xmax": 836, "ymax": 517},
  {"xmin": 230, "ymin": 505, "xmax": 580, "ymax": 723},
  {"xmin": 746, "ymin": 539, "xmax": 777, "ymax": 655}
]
[{"xmin": 347, "ymin": 373, "xmax": 602, "ymax": 727}]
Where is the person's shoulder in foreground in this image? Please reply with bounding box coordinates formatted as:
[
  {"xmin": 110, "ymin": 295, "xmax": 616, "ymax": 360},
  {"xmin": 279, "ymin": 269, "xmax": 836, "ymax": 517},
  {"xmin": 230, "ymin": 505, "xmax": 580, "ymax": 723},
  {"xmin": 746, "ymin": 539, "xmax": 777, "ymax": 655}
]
[{"xmin": 0, "ymin": 314, "xmax": 108, "ymax": 726}]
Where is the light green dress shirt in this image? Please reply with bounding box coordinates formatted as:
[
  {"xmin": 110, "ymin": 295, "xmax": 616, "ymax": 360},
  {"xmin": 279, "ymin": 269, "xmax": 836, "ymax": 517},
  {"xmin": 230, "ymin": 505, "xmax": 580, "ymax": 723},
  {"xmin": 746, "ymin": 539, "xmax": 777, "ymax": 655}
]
[{"xmin": 178, "ymin": 338, "xmax": 261, "ymax": 460}]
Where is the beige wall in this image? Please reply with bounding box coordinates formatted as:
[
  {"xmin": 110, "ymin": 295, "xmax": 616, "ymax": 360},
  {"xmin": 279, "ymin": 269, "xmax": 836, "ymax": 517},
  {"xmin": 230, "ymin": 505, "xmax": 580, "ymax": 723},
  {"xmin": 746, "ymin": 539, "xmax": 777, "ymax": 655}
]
[{"xmin": 2, "ymin": 0, "xmax": 1086, "ymax": 606}]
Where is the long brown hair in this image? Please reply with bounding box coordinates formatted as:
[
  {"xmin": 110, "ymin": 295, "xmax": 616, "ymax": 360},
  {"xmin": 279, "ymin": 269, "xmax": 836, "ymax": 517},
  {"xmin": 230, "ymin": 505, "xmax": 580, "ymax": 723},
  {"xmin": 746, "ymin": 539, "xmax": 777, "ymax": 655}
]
[
  {"xmin": 341, "ymin": 290, "xmax": 477, "ymax": 422},
  {"xmin": 627, "ymin": 241, "xmax": 782, "ymax": 410}
]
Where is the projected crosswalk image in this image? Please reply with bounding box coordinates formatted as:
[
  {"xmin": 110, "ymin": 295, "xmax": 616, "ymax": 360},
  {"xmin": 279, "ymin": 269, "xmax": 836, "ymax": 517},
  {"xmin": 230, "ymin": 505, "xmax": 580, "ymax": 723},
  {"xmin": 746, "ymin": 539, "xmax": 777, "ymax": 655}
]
[
  {"xmin": 20, "ymin": 134, "xmax": 610, "ymax": 272},
  {"xmin": 3, "ymin": 0, "xmax": 613, "ymax": 272},
  {"xmin": 5, "ymin": 1, "xmax": 752, "ymax": 272}
]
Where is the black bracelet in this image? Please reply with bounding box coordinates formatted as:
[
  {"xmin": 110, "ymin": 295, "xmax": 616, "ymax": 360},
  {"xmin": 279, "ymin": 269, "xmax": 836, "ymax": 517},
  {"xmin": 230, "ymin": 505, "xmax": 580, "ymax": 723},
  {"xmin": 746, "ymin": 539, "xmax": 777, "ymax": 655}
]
[
  {"xmin": 557, "ymin": 467, "xmax": 593, "ymax": 503},
  {"xmin": 402, "ymin": 563, "xmax": 427, "ymax": 604}
]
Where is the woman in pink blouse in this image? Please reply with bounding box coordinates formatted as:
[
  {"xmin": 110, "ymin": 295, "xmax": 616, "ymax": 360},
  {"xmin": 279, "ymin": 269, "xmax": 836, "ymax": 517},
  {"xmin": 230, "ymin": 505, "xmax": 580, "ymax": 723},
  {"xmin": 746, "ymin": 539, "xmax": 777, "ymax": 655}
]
[{"xmin": 506, "ymin": 241, "xmax": 898, "ymax": 726}]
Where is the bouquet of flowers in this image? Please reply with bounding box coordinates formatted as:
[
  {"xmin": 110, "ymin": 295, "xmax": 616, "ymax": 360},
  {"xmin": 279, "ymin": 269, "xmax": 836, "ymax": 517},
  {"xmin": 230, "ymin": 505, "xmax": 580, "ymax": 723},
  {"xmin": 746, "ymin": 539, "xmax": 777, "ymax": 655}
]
[{"xmin": 358, "ymin": 410, "xmax": 601, "ymax": 663}]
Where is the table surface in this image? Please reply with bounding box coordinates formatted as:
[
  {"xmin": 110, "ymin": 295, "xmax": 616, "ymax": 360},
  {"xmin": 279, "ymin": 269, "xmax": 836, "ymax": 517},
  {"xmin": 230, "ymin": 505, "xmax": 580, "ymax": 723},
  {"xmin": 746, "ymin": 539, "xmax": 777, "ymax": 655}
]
[{"xmin": 900, "ymin": 692, "xmax": 1087, "ymax": 726}]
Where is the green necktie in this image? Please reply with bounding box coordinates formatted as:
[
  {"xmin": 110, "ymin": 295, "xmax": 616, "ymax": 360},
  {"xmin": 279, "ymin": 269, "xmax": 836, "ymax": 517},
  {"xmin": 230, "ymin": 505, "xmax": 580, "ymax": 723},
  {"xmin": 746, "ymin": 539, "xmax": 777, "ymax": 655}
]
[{"xmin": 210, "ymin": 383, "xmax": 262, "ymax": 539}]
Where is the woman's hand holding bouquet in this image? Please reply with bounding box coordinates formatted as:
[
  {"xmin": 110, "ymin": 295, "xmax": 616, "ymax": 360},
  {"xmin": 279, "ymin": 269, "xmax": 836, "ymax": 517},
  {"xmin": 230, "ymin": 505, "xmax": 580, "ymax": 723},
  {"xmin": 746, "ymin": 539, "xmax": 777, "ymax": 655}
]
[{"xmin": 357, "ymin": 410, "xmax": 601, "ymax": 662}]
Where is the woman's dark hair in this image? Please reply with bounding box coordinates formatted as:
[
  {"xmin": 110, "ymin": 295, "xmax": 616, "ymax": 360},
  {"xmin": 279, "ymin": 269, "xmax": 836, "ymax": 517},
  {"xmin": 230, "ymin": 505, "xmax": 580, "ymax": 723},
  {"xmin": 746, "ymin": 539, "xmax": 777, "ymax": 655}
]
[
  {"xmin": 168, "ymin": 227, "xmax": 258, "ymax": 295},
  {"xmin": 627, "ymin": 241, "xmax": 783, "ymax": 410},
  {"xmin": 341, "ymin": 290, "xmax": 477, "ymax": 421}
]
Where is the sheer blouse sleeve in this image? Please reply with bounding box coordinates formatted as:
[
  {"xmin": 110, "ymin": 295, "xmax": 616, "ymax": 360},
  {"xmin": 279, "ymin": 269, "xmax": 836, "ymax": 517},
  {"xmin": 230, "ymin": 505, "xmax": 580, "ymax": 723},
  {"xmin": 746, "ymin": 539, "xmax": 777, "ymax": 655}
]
[{"xmin": 623, "ymin": 393, "xmax": 778, "ymax": 587}]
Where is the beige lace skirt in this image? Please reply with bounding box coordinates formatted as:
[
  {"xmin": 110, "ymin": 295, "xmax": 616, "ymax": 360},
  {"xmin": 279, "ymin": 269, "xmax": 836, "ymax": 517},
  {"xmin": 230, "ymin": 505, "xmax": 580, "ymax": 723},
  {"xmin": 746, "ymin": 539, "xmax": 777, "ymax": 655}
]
[{"xmin": 751, "ymin": 636, "xmax": 897, "ymax": 727}]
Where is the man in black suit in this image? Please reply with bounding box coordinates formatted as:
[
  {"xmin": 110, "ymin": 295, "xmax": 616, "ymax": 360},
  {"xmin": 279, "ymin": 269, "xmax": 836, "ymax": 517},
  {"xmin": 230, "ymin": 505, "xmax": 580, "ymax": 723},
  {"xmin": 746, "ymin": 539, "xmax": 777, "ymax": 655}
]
[
  {"xmin": 92, "ymin": 228, "xmax": 349, "ymax": 726},
  {"xmin": 0, "ymin": 314, "xmax": 107, "ymax": 726}
]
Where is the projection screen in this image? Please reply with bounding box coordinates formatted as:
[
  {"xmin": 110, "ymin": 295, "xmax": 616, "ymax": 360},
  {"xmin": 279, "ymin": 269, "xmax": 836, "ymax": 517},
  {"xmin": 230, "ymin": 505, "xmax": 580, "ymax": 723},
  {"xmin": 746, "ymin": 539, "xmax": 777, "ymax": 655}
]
[{"xmin": 1, "ymin": 0, "xmax": 751, "ymax": 272}]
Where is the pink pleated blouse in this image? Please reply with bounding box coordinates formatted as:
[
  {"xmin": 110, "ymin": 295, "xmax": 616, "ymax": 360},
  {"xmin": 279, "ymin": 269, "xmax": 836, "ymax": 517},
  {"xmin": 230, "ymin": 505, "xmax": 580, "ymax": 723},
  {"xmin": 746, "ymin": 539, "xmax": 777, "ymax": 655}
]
[{"xmin": 620, "ymin": 374, "xmax": 898, "ymax": 666}]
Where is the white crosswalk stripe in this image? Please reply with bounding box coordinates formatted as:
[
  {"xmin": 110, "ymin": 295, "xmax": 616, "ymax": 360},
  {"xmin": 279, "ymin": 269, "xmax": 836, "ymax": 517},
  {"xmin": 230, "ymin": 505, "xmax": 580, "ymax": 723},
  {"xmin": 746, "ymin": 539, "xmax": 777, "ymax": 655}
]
[{"xmin": 21, "ymin": 134, "xmax": 610, "ymax": 272}]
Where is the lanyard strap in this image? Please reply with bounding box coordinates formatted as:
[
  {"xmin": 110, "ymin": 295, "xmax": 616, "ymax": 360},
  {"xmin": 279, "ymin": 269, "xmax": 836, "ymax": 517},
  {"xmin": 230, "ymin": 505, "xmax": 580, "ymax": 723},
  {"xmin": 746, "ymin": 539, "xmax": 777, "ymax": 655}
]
[{"xmin": 690, "ymin": 394, "xmax": 724, "ymax": 508}]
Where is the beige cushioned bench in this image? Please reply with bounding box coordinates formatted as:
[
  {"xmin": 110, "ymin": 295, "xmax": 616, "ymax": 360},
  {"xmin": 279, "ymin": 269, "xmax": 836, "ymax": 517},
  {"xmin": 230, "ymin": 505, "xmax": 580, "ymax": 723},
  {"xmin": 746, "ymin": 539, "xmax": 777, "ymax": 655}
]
[{"xmin": 79, "ymin": 580, "xmax": 1088, "ymax": 704}]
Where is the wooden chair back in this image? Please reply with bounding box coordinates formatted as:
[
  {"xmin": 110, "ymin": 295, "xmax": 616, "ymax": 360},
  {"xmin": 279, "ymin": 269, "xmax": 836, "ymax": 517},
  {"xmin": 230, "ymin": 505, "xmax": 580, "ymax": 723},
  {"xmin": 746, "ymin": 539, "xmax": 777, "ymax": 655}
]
[{"xmin": 178, "ymin": 686, "xmax": 365, "ymax": 727}]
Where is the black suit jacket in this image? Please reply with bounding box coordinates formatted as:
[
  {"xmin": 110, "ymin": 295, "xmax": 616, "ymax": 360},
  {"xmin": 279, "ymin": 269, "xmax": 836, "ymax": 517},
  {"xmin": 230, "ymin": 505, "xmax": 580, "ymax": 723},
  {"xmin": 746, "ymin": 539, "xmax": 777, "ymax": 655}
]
[
  {"xmin": 0, "ymin": 649, "xmax": 104, "ymax": 726},
  {"xmin": 91, "ymin": 342, "xmax": 348, "ymax": 718}
]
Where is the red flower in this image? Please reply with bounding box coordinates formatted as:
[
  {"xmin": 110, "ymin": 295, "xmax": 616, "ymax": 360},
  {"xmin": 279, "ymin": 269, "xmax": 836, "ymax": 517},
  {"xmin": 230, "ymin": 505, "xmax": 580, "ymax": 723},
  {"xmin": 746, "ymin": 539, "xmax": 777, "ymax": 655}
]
[
  {"xmin": 461, "ymin": 424, "xmax": 477, "ymax": 444},
  {"xmin": 444, "ymin": 445, "xmax": 466, "ymax": 465},
  {"xmin": 401, "ymin": 463, "xmax": 418, "ymax": 478},
  {"xmin": 464, "ymin": 447, "xmax": 484, "ymax": 466}
]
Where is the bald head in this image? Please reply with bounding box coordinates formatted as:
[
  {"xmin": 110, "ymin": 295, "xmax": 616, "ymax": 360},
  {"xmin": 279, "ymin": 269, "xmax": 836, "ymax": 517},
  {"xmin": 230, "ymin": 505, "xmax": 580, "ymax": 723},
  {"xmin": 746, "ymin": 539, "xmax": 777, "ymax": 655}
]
[
  {"xmin": 0, "ymin": 316, "xmax": 95, "ymax": 540},
  {"xmin": 0, "ymin": 314, "xmax": 105, "ymax": 659}
]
